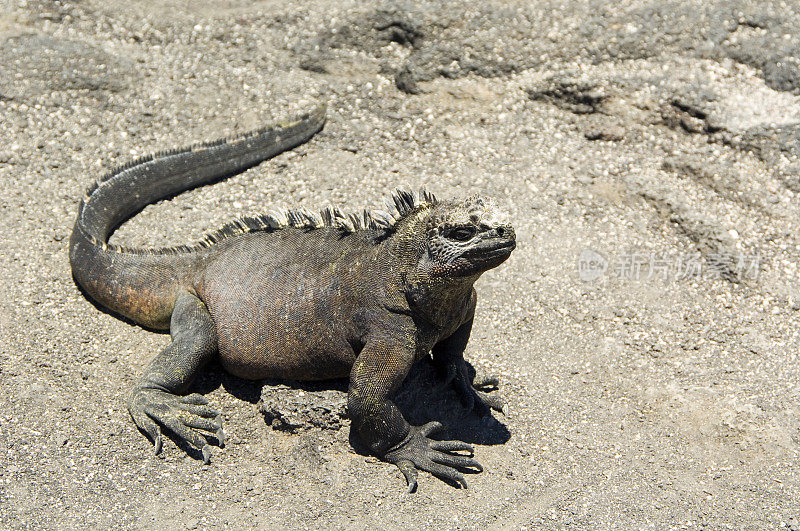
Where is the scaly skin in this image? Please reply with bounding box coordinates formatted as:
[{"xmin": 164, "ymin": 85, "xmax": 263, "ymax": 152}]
[{"xmin": 69, "ymin": 104, "xmax": 516, "ymax": 492}]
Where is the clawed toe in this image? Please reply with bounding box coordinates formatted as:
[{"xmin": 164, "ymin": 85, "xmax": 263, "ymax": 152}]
[
  {"xmin": 396, "ymin": 459, "xmax": 419, "ymax": 493},
  {"xmin": 477, "ymin": 390, "xmax": 504, "ymax": 413},
  {"xmin": 385, "ymin": 423, "xmax": 483, "ymax": 492},
  {"xmin": 128, "ymin": 388, "xmax": 224, "ymax": 462},
  {"xmin": 472, "ymin": 373, "xmax": 500, "ymax": 390}
]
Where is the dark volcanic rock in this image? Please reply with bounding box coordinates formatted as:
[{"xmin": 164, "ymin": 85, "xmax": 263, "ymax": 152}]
[
  {"xmin": 579, "ymin": 1, "xmax": 800, "ymax": 95},
  {"xmin": 299, "ymin": 0, "xmax": 800, "ymax": 96},
  {"xmin": 761, "ymin": 56, "xmax": 800, "ymax": 94},
  {"xmin": 737, "ymin": 124, "xmax": 800, "ymax": 160},
  {"xmin": 779, "ymin": 164, "xmax": 800, "ymax": 193},
  {"xmin": 527, "ymin": 75, "xmax": 610, "ymax": 115},
  {"xmin": 259, "ymin": 381, "xmax": 348, "ymax": 432},
  {"xmin": 299, "ymin": 1, "xmax": 547, "ymax": 93}
]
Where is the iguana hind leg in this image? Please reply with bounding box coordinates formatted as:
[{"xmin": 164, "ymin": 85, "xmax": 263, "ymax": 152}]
[{"xmin": 127, "ymin": 292, "xmax": 223, "ymax": 463}]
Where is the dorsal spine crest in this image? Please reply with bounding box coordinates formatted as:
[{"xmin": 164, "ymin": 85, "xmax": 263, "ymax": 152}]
[{"xmin": 99, "ymin": 187, "xmax": 438, "ymax": 256}]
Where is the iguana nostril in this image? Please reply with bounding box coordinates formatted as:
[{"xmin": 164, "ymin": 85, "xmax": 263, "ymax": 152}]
[{"xmin": 496, "ymin": 227, "xmax": 505, "ymax": 237}]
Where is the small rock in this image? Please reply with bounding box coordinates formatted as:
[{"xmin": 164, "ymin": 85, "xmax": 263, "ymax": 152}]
[
  {"xmin": 680, "ymin": 115, "xmax": 707, "ymax": 134},
  {"xmin": 584, "ymin": 124, "xmax": 625, "ymax": 141},
  {"xmin": 258, "ymin": 383, "xmax": 347, "ymax": 432},
  {"xmin": 50, "ymin": 433, "xmax": 68, "ymax": 447},
  {"xmin": 763, "ymin": 56, "xmax": 800, "ymax": 94}
]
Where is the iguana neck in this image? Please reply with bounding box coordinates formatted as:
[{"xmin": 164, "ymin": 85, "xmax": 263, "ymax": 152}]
[{"xmin": 404, "ymin": 270, "xmax": 477, "ymax": 328}]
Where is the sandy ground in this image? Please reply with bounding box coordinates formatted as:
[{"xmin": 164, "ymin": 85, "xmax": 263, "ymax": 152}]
[{"xmin": 1, "ymin": 0, "xmax": 800, "ymax": 528}]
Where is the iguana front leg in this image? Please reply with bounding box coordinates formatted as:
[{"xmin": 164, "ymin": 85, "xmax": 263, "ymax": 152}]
[
  {"xmin": 348, "ymin": 339, "xmax": 481, "ymax": 492},
  {"xmin": 432, "ymin": 317, "xmax": 504, "ymax": 415},
  {"xmin": 127, "ymin": 292, "xmax": 224, "ymax": 463}
]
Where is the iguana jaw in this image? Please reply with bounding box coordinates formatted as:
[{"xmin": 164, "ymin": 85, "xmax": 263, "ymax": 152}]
[{"xmin": 458, "ymin": 227, "xmax": 516, "ymax": 270}]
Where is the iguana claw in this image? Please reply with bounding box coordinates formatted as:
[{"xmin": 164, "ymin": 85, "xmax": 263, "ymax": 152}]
[
  {"xmin": 385, "ymin": 421, "xmax": 482, "ymax": 492},
  {"xmin": 472, "ymin": 373, "xmax": 500, "ymax": 389},
  {"xmin": 128, "ymin": 388, "xmax": 224, "ymax": 462}
]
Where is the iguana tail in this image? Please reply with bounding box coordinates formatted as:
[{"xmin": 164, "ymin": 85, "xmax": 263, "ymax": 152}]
[{"xmin": 69, "ymin": 104, "xmax": 327, "ymax": 329}]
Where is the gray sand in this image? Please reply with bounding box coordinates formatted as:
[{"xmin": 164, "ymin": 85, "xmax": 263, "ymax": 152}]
[{"xmin": 1, "ymin": 1, "xmax": 799, "ymax": 528}]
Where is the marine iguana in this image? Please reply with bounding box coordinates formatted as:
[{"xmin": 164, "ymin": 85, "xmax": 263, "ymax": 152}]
[{"xmin": 69, "ymin": 104, "xmax": 516, "ymax": 492}]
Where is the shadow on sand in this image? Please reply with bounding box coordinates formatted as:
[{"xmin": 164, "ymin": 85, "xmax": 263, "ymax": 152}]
[{"xmin": 190, "ymin": 356, "xmax": 510, "ymax": 453}]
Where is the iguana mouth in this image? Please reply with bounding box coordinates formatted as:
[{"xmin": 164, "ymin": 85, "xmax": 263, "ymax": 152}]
[
  {"xmin": 459, "ymin": 238, "xmax": 516, "ymax": 272},
  {"xmin": 466, "ymin": 236, "xmax": 516, "ymax": 258},
  {"xmin": 482, "ymin": 240, "xmax": 516, "ymax": 263}
]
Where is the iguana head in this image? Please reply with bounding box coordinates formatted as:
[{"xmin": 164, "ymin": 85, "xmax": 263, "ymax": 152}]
[
  {"xmin": 421, "ymin": 195, "xmax": 516, "ymax": 278},
  {"xmin": 390, "ymin": 192, "xmax": 515, "ymax": 321}
]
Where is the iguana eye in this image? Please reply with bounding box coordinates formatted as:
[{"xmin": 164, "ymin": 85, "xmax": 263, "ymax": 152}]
[{"xmin": 448, "ymin": 226, "xmax": 476, "ymax": 241}]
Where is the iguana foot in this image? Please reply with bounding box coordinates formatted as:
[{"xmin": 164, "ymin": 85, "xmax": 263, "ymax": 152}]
[
  {"xmin": 441, "ymin": 361, "xmax": 504, "ymax": 416},
  {"xmin": 471, "ymin": 372, "xmax": 504, "ymax": 413},
  {"xmin": 385, "ymin": 421, "xmax": 482, "ymax": 493},
  {"xmin": 128, "ymin": 387, "xmax": 224, "ymax": 463}
]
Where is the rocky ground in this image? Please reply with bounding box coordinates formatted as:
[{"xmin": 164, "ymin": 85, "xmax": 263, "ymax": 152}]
[{"xmin": 1, "ymin": 0, "xmax": 799, "ymax": 528}]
